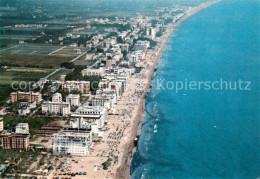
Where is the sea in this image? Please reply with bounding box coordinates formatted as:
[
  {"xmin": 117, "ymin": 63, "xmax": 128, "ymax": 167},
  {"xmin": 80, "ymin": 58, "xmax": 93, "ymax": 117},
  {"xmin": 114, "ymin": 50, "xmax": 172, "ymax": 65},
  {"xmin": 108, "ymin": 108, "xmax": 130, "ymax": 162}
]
[{"xmin": 130, "ymin": 0, "xmax": 260, "ymax": 178}]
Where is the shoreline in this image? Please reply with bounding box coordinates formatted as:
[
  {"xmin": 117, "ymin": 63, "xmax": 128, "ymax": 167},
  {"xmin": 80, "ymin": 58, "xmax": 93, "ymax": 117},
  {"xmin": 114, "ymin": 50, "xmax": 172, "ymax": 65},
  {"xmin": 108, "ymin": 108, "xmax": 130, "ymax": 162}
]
[
  {"xmin": 114, "ymin": 1, "xmax": 221, "ymax": 178},
  {"xmin": 53, "ymin": 1, "xmax": 221, "ymax": 178}
]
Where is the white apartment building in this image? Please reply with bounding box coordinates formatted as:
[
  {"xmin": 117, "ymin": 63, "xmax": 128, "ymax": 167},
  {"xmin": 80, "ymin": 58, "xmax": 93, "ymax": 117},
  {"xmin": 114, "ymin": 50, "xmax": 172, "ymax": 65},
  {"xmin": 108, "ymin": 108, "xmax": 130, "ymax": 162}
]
[
  {"xmin": 127, "ymin": 50, "xmax": 145, "ymax": 64},
  {"xmin": 90, "ymin": 95, "xmax": 114, "ymax": 112},
  {"xmin": 81, "ymin": 68, "xmax": 105, "ymax": 77},
  {"xmin": 15, "ymin": 123, "xmax": 29, "ymax": 134},
  {"xmin": 66, "ymin": 94, "xmax": 80, "ymax": 106},
  {"xmin": 90, "ymin": 89, "xmax": 117, "ymax": 113},
  {"xmin": 42, "ymin": 93, "xmax": 71, "ymax": 116},
  {"xmin": 146, "ymin": 27, "xmax": 157, "ymax": 39},
  {"xmin": 99, "ymin": 72, "xmax": 129, "ymax": 96},
  {"xmin": 63, "ymin": 81, "xmax": 90, "ymax": 94},
  {"xmin": 134, "ymin": 40, "xmax": 150, "ymax": 51},
  {"xmin": 119, "ymin": 43, "xmax": 129, "ymax": 52},
  {"xmin": 52, "ymin": 128, "xmax": 92, "ymax": 156},
  {"xmin": 150, "ymin": 28, "xmax": 157, "ymax": 39},
  {"xmin": 99, "ymin": 79, "xmax": 123, "ymax": 97},
  {"xmin": 70, "ymin": 105, "xmax": 107, "ymax": 129},
  {"xmin": 114, "ymin": 67, "xmax": 135, "ymax": 76},
  {"xmin": 96, "ymin": 89, "xmax": 117, "ymax": 104}
]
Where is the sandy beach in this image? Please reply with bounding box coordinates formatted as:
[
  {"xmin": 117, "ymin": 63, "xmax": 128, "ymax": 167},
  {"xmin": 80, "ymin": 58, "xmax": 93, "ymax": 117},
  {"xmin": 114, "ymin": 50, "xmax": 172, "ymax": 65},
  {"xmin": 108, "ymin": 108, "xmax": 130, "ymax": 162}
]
[{"xmin": 56, "ymin": 1, "xmax": 221, "ymax": 179}]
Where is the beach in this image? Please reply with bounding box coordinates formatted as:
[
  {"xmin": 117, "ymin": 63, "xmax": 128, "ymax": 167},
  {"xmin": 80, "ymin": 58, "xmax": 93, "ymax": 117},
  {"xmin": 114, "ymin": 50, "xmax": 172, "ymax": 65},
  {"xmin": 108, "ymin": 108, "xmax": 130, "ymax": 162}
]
[
  {"xmin": 59, "ymin": 1, "xmax": 221, "ymax": 178},
  {"xmin": 130, "ymin": 0, "xmax": 260, "ymax": 177}
]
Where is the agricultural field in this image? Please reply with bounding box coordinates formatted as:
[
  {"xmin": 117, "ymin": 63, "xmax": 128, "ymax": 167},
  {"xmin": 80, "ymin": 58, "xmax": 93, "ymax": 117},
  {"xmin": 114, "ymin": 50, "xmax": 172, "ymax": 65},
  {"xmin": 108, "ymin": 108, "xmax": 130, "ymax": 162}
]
[
  {"xmin": 48, "ymin": 69, "xmax": 72, "ymax": 80},
  {"xmin": 0, "ymin": 44, "xmax": 89, "ymax": 61},
  {"xmin": 50, "ymin": 46, "xmax": 89, "ymax": 57},
  {"xmin": 0, "ymin": 54, "xmax": 72, "ymax": 68},
  {"xmin": 0, "ymin": 44, "xmax": 64, "ymax": 56},
  {"xmin": 73, "ymin": 59, "xmax": 96, "ymax": 66},
  {"xmin": 0, "ymin": 34, "xmax": 36, "ymax": 41},
  {"xmin": 0, "ymin": 70, "xmax": 49, "ymax": 85},
  {"xmin": 6, "ymin": 67, "xmax": 53, "ymax": 73}
]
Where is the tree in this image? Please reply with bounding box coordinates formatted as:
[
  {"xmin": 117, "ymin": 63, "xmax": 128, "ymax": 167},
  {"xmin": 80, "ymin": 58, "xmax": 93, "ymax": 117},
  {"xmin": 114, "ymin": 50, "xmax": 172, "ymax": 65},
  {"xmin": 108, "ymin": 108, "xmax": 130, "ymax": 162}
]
[
  {"xmin": 60, "ymin": 62, "xmax": 75, "ymax": 69},
  {"xmin": 102, "ymin": 158, "xmax": 113, "ymax": 170},
  {"xmin": 151, "ymin": 19, "xmax": 158, "ymax": 27}
]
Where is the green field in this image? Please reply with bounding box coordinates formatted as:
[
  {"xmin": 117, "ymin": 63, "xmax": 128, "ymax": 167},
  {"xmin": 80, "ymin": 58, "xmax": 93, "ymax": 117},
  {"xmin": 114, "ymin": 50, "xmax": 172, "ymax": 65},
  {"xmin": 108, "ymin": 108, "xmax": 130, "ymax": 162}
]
[
  {"xmin": 73, "ymin": 59, "xmax": 96, "ymax": 66},
  {"xmin": 0, "ymin": 44, "xmax": 61, "ymax": 56},
  {"xmin": 0, "ymin": 54, "xmax": 72, "ymax": 68},
  {"xmin": 0, "ymin": 71, "xmax": 48, "ymax": 84},
  {"xmin": 48, "ymin": 69, "xmax": 72, "ymax": 80}
]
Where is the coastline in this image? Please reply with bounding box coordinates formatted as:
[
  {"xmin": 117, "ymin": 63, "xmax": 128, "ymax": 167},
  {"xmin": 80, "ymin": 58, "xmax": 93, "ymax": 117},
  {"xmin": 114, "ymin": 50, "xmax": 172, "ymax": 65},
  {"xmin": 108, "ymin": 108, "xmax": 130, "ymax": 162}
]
[
  {"xmin": 114, "ymin": 1, "xmax": 221, "ymax": 178},
  {"xmin": 54, "ymin": 1, "xmax": 221, "ymax": 179}
]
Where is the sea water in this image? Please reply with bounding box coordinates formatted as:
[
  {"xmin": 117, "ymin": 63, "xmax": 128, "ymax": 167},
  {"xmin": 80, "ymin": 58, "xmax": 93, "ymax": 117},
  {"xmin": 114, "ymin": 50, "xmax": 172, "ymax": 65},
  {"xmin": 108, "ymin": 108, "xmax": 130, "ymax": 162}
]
[{"xmin": 130, "ymin": 0, "xmax": 260, "ymax": 178}]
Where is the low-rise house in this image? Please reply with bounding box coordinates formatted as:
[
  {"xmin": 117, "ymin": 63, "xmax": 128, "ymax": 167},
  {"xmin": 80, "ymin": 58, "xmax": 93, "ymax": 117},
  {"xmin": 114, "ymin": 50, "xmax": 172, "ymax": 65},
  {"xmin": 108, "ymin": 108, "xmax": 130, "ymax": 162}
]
[
  {"xmin": 37, "ymin": 125, "xmax": 62, "ymax": 135},
  {"xmin": 0, "ymin": 106, "xmax": 7, "ymax": 115},
  {"xmin": 91, "ymin": 36, "xmax": 100, "ymax": 45},
  {"xmin": 15, "ymin": 123, "xmax": 30, "ymax": 134},
  {"xmin": 70, "ymin": 43, "xmax": 78, "ymax": 47},
  {"xmin": 60, "ymin": 75, "xmax": 66, "ymax": 82},
  {"xmin": 86, "ymin": 43, "xmax": 92, "ymax": 49},
  {"xmin": 85, "ymin": 53, "xmax": 97, "ymax": 60},
  {"xmin": 18, "ymin": 101, "xmax": 36, "ymax": 115},
  {"xmin": 118, "ymin": 31, "xmax": 128, "ymax": 39},
  {"xmin": 72, "ymin": 34, "xmax": 80, "ymax": 39},
  {"xmin": 73, "ymin": 48, "xmax": 82, "ymax": 54},
  {"xmin": 66, "ymin": 33, "xmax": 73, "ymax": 38}
]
